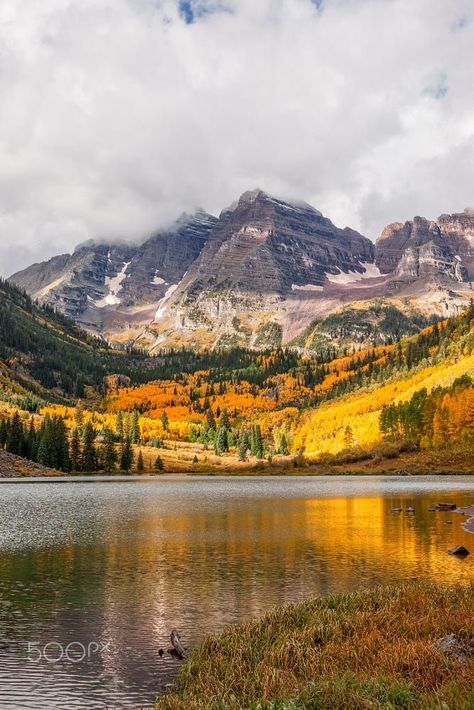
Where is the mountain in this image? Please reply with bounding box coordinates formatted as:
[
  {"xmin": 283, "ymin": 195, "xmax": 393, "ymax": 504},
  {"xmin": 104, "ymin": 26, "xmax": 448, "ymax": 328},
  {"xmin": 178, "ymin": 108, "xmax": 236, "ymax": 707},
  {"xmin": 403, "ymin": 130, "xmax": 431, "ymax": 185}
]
[
  {"xmin": 376, "ymin": 210, "xmax": 474, "ymax": 281},
  {"xmin": 9, "ymin": 192, "xmax": 474, "ymax": 351},
  {"xmin": 10, "ymin": 210, "xmax": 217, "ymax": 341},
  {"xmin": 143, "ymin": 190, "xmax": 380, "ymax": 350}
]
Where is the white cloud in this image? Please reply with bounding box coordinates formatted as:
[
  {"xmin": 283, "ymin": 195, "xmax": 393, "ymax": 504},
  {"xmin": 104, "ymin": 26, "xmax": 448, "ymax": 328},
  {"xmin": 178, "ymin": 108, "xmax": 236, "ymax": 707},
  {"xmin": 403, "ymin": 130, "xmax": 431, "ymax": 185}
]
[{"xmin": 0, "ymin": 0, "xmax": 473, "ymax": 275}]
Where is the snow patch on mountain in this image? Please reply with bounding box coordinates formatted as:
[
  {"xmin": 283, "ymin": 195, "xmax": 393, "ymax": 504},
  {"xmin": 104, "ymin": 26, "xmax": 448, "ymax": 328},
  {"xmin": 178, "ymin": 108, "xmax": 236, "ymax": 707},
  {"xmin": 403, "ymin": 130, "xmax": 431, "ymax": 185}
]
[
  {"xmin": 95, "ymin": 260, "xmax": 131, "ymax": 307},
  {"xmin": 326, "ymin": 262, "xmax": 382, "ymax": 285},
  {"xmin": 291, "ymin": 284, "xmax": 324, "ymax": 291},
  {"xmin": 154, "ymin": 283, "xmax": 179, "ymax": 321}
]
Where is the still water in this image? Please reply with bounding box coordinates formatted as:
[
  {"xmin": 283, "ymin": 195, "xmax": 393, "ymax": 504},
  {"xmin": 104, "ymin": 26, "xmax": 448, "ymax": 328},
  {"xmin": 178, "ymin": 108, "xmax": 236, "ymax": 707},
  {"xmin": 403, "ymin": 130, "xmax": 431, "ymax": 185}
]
[{"xmin": 0, "ymin": 475, "xmax": 473, "ymax": 708}]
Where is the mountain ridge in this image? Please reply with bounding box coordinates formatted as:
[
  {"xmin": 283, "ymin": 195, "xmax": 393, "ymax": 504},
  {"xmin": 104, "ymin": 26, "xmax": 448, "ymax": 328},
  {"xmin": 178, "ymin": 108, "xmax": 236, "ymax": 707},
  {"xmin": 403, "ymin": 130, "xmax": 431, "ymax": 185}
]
[{"xmin": 9, "ymin": 191, "xmax": 474, "ymax": 351}]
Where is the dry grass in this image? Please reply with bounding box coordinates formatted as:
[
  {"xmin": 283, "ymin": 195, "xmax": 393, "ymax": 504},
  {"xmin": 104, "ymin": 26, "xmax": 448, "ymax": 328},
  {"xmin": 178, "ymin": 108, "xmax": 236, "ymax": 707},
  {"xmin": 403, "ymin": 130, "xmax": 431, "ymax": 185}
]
[
  {"xmin": 131, "ymin": 440, "xmax": 474, "ymax": 476},
  {"xmin": 156, "ymin": 584, "xmax": 474, "ymax": 709}
]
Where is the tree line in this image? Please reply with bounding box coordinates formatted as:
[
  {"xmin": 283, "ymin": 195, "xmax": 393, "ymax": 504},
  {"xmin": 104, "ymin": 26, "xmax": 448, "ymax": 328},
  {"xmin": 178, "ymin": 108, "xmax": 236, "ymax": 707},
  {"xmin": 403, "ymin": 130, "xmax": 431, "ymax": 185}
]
[
  {"xmin": 0, "ymin": 411, "xmax": 164, "ymax": 473},
  {"xmin": 380, "ymin": 374, "xmax": 474, "ymax": 448}
]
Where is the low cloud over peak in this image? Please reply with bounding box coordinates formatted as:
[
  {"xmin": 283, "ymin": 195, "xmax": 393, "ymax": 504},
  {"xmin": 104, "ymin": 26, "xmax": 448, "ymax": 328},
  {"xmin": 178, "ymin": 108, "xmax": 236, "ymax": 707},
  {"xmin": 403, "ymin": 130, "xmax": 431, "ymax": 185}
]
[{"xmin": 1, "ymin": 0, "xmax": 473, "ymax": 275}]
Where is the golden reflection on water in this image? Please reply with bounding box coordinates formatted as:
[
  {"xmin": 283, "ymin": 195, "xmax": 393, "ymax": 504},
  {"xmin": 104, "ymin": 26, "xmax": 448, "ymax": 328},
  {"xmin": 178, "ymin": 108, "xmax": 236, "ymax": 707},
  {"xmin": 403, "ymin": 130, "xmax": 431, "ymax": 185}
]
[{"xmin": 0, "ymin": 481, "xmax": 473, "ymax": 708}]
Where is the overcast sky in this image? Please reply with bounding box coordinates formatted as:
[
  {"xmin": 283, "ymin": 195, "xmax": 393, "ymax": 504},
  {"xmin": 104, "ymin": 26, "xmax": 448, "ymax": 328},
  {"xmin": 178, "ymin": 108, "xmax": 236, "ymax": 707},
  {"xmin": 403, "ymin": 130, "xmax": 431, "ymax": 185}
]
[{"xmin": 0, "ymin": 0, "xmax": 473, "ymax": 276}]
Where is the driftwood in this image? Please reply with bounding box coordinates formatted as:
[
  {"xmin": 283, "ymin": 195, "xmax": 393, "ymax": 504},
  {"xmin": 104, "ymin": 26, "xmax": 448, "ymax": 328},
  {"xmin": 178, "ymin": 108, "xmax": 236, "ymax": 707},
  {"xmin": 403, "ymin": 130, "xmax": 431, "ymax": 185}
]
[{"xmin": 170, "ymin": 629, "xmax": 186, "ymax": 659}]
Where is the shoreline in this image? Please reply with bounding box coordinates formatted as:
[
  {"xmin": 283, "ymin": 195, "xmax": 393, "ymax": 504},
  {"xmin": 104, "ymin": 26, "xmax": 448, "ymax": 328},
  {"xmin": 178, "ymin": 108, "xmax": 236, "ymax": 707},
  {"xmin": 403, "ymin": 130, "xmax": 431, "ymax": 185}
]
[
  {"xmin": 457, "ymin": 505, "xmax": 474, "ymax": 534},
  {"xmin": 156, "ymin": 583, "xmax": 474, "ymax": 710},
  {"xmin": 1, "ymin": 466, "xmax": 474, "ymax": 479}
]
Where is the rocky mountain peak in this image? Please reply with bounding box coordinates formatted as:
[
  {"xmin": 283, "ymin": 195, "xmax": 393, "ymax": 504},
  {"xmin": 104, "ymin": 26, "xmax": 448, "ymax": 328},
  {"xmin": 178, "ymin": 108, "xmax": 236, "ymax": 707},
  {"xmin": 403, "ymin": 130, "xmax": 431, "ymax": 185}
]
[
  {"xmin": 376, "ymin": 210, "xmax": 474, "ymax": 281},
  {"xmin": 8, "ymin": 193, "xmax": 474, "ymax": 351}
]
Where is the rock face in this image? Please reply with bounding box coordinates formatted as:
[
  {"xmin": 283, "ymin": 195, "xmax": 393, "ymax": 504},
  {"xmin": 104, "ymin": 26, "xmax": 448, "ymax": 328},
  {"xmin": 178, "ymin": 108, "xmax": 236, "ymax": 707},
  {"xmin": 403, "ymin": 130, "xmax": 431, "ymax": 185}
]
[
  {"xmin": 8, "ymin": 192, "xmax": 474, "ymax": 350},
  {"xmin": 146, "ymin": 190, "xmax": 376, "ymax": 349},
  {"xmin": 376, "ymin": 211, "xmax": 474, "ymax": 282},
  {"xmin": 10, "ymin": 211, "xmax": 217, "ymax": 335},
  {"xmin": 175, "ymin": 190, "xmax": 375, "ymax": 295}
]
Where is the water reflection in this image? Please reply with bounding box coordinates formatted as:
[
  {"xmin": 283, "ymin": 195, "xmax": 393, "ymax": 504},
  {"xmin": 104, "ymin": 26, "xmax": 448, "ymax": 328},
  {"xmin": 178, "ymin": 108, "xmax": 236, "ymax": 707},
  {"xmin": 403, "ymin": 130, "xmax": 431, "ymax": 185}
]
[{"xmin": 0, "ymin": 476, "xmax": 473, "ymax": 708}]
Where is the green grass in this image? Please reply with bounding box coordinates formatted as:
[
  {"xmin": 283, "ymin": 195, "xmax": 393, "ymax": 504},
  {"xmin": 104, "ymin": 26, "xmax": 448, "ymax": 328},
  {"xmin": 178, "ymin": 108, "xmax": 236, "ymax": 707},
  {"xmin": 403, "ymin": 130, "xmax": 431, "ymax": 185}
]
[{"xmin": 156, "ymin": 584, "xmax": 474, "ymax": 709}]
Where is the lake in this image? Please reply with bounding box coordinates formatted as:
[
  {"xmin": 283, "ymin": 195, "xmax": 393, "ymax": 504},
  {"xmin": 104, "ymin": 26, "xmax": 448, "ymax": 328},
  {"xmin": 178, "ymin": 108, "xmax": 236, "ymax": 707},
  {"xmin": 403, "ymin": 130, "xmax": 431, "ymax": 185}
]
[{"xmin": 0, "ymin": 475, "xmax": 473, "ymax": 708}]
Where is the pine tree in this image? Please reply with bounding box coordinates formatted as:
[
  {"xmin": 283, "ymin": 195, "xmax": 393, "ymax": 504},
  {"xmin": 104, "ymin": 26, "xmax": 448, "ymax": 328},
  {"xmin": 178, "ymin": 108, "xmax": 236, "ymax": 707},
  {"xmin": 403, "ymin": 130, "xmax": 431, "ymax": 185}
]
[
  {"xmin": 7, "ymin": 411, "xmax": 23, "ymax": 455},
  {"xmin": 120, "ymin": 438, "xmax": 134, "ymax": 472},
  {"xmin": 131, "ymin": 410, "xmax": 140, "ymax": 444},
  {"xmin": 214, "ymin": 426, "xmax": 229, "ymax": 455},
  {"xmin": 0, "ymin": 419, "xmax": 8, "ymax": 448},
  {"xmin": 278, "ymin": 433, "xmax": 289, "ymax": 456},
  {"xmin": 161, "ymin": 410, "xmax": 169, "ymax": 432},
  {"xmin": 102, "ymin": 428, "xmax": 117, "ymax": 472},
  {"xmin": 82, "ymin": 421, "xmax": 97, "ymax": 472},
  {"xmin": 70, "ymin": 427, "xmax": 82, "ymax": 471},
  {"xmin": 25, "ymin": 417, "xmax": 37, "ymax": 461},
  {"xmin": 56, "ymin": 417, "xmax": 70, "ymax": 471},
  {"xmin": 154, "ymin": 454, "xmax": 164, "ymax": 471},
  {"xmin": 250, "ymin": 425, "xmax": 263, "ymax": 459},
  {"xmin": 37, "ymin": 415, "xmax": 69, "ymax": 469},
  {"xmin": 205, "ymin": 407, "xmax": 216, "ymax": 431},
  {"xmin": 218, "ymin": 409, "xmax": 230, "ymax": 431},
  {"xmin": 137, "ymin": 449, "xmax": 144, "ymax": 472},
  {"xmin": 238, "ymin": 431, "xmax": 248, "ymax": 461}
]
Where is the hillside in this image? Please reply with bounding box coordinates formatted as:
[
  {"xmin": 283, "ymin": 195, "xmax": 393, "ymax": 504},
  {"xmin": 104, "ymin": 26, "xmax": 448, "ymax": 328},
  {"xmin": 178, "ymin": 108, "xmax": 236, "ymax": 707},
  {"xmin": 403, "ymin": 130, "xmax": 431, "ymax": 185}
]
[
  {"xmin": 1, "ymin": 268, "xmax": 473, "ymax": 475},
  {"xmin": 0, "ymin": 278, "xmax": 135, "ymax": 406},
  {"xmin": 24, "ymin": 303, "xmax": 473, "ymax": 476}
]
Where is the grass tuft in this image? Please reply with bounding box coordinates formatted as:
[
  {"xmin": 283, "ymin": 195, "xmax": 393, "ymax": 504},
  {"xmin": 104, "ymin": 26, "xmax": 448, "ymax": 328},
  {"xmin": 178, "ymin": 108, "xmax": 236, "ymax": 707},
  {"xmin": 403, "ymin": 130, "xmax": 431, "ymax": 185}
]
[{"xmin": 156, "ymin": 583, "xmax": 474, "ymax": 710}]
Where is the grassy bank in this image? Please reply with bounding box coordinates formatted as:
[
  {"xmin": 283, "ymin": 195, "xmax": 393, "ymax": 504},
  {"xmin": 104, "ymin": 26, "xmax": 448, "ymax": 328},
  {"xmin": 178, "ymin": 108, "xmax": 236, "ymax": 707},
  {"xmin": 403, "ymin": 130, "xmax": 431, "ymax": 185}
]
[
  {"xmin": 157, "ymin": 584, "xmax": 474, "ymax": 710},
  {"xmin": 132, "ymin": 440, "xmax": 474, "ymax": 476}
]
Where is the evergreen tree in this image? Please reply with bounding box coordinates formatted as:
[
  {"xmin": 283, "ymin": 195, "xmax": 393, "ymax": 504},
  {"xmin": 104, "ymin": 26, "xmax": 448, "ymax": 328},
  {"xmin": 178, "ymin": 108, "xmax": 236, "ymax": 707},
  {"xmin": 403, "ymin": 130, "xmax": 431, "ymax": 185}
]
[
  {"xmin": 56, "ymin": 417, "xmax": 70, "ymax": 471},
  {"xmin": 161, "ymin": 409, "xmax": 169, "ymax": 432},
  {"xmin": 218, "ymin": 409, "xmax": 230, "ymax": 431},
  {"xmin": 70, "ymin": 427, "xmax": 82, "ymax": 471},
  {"xmin": 278, "ymin": 433, "xmax": 289, "ymax": 456},
  {"xmin": 102, "ymin": 428, "xmax": 117, "ymax": 472},
  {"xmin": 250, "ymin": 425, "xmax": 263, "ymax": 459},
  {"xmin": 154, "ymin": 454, "xmax": 164, "ymax": 471},
  {"xmin": 74, "ymin": 401, "xmax": 85, "ymax": 428},
  {"xmin": 205, "ymin": 407, "xmax": 216, "ymax": 431},
  {"xmin": 136, "ymin": 449, "xmax": 144, "ymax": 472},
  {"xmin": 0, "ymin": 419, "xmax": 8, "ymax": 448},
  {"xmin": 25, "ymin": 417, "xmax": 37, "ymax": 461},
  {"xmin": 120, "ymin": 438, "xmax": 134, "ymax": 472},
  {"xmin": 7, "ymin": 411, "xmax": 23, "ymax": 455},
  {"xmin": 131, "ymin": 410, "xmax": 140, "ymax": 444},
  {"xmin": 82, "ymin": 422, "xmax": 97, "ymax": 472},
  {"xmin": 214, "ymin": 426, "xmax": 229, "ymax": 455},
  {"xmin": 238, "ymin": 431, "xmax": 248, "ymax": 461}
]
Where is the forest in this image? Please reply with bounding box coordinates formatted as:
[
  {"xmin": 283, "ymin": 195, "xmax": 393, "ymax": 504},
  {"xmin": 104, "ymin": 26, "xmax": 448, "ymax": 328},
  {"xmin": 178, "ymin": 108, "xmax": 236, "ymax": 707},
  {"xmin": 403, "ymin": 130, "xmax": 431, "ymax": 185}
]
[{"xmin": 1, "ymin": 275, "xmax": 474, "ymax": 473}]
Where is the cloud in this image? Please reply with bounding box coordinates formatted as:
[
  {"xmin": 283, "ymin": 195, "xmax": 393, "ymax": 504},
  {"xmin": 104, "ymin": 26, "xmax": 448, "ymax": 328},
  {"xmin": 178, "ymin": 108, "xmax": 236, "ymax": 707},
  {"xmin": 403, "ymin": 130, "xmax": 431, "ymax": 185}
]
[{"xmin": 0, "ymin": 0, "xmax": 473, "ymax": 275}]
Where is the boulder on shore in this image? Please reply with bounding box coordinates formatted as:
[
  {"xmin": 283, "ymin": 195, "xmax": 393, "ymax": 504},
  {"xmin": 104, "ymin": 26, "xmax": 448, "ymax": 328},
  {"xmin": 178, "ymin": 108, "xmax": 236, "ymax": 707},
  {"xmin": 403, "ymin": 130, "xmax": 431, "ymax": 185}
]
[{"xmin": 448, "ymin": 546, "xmax": 470, "ymax": 557}]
